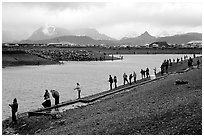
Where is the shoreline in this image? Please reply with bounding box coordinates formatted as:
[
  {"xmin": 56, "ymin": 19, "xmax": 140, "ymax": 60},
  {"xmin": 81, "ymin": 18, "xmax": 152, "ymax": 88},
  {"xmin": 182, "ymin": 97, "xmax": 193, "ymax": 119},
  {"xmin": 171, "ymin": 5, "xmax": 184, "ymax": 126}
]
[
  {"xmin": 2, "ymin": 57, "xmax": 202, "ymax": 134},
  {"xmin": 2, "ymin": 47, "xmax": 201, "ymax": 68}
]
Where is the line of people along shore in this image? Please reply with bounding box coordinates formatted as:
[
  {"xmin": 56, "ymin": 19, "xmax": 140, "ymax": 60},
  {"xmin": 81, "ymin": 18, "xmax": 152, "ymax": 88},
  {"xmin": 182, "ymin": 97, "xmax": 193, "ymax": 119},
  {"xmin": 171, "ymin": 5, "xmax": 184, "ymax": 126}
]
[
  {"xmin": 108, "ymin": 67, "xmax": 151, "ymax": 90},
  {"xmin": 8, "ymin": 54, "xmax": 201, "ymax": 124}
]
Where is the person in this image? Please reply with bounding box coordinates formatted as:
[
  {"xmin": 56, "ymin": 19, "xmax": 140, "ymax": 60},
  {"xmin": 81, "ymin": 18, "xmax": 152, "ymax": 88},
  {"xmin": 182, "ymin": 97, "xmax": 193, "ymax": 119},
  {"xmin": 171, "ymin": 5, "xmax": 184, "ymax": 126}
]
[
  {"xmin": 108, "ymin": 75, "xmax": 113, "ymax": 90},
  {"xmin": 153, "ymin": 67, "xmax": 157, "ymax": 76},
  {"xmin": 113, "ymin": 76, "xmax": 117, "ymax": 88},
  {"xmin": 129, "ymin": 73, "xmax": 133, "ymax": 84},
  {"xmin": 189, "ymin": 57, "xmax": 193, "ymax": 67},
  {"xmin": 9, "ymin": 98, "xmax": 18, "ymax": 123},
  {"xmin": 44, "ymin": 89, "xmax": 50, "ymax": 100},
  {"xmin": 123, "ymin": 73, "xmax": 129, "ymax": 85},
  {"xmin": 161, "ymin": 64, "xmax": 164, "ymax": 76},
  {"xmin": 50, "ymin": 90, "xmax": 60, "ymax": 105},
  {"xmin": 197, "ymin": 60, "xmax": 200, "ymax": 69},
  {"xmin": 133, "ymin": 72, "xmax": 137, "ymax": 83},
  {"xmin": 42, "ymin": 90, "xmax": 51, "ymax": 108},
  {"xmin": 143, "ymin": 69, "xmax": 146, "ymax": 78},
  {"xmin": 74, "ymin": 83, "xmax": 81, "ymax": 99},
  {"xmin": 146, "ymin": 68, "xmax": 150, "ymax": 78},
  {"xmin": 140, "ymin": 69, "xmax": 143, "ymax": 79}
]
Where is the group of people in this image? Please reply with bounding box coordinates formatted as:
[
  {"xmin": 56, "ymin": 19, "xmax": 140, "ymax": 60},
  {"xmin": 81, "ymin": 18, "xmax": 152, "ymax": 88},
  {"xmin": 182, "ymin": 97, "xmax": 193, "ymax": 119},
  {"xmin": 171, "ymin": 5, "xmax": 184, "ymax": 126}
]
[
  {"xmin": 108, "ymin": 72, "xmax": 137, "ymax": 90},
  {"xmin": 160, "ymin": 59, "xmax": 171, "ymax": 75},
  {"xmin": 42, "ymin": 83, "xmax": 82, "ymax": 108},
  {"xmin": 42, "ymin": 89, "xmax": 60, "ymax": 108},
  {"xmin": 108, "ymin": 75, "xmax": 118, "ymax": 90},
  {"xmin": 140, "ymin": 68, "xmax": 150, "ymax": 79}
]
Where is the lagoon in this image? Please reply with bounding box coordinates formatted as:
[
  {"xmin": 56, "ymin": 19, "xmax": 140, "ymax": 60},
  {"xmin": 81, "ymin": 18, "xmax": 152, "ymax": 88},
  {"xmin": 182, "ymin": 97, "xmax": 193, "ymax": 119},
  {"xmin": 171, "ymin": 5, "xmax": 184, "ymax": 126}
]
[{"xmin": 2, "ymin": 54, "xmax": 193, "ymax": 120}]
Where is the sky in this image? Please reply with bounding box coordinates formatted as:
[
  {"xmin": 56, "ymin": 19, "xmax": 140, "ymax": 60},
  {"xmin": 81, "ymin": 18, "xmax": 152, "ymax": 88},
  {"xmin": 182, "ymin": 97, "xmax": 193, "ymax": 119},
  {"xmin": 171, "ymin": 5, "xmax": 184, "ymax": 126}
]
[{"xmin": 2, "ymin": 1, "xmax": 202, "ymax": 41}]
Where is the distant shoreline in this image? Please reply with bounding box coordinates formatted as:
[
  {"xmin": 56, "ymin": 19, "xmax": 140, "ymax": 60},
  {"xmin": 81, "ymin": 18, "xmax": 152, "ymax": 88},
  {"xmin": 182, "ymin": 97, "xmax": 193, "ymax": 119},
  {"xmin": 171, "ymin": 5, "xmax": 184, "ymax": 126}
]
[{"xmin": 2, "ymin": 47, "xmax": 201, "ymax": 68}]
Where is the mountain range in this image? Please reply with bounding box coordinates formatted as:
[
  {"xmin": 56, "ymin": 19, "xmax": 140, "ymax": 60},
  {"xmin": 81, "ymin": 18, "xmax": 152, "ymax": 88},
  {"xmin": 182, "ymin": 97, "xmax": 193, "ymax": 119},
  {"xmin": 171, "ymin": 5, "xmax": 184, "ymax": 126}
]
[
  {"xmin": 27, "ymin": 26, "xmax": 116, "ymax": 41},
  {"xmin": 3, "ymin": 26, "xmax": 202, "ymax": 46}
]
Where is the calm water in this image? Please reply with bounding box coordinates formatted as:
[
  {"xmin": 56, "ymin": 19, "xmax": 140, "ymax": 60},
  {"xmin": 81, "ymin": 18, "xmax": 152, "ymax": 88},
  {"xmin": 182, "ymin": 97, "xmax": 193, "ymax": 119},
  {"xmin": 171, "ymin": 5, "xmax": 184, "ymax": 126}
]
[{"xmin": 2, "ymin": 54, "xmax": 193, "ymax": 120}]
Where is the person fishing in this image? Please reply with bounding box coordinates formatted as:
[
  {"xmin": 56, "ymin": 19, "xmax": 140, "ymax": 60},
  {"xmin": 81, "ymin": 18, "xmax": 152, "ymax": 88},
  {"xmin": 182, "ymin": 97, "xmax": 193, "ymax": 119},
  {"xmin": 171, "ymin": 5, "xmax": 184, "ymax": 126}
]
[
  {"xmin": 74, "ymin": 83, "xmax": 81, "ymax": 99},
  {"xmin": 50, "ymin": 90, "xmax": 60, "ymax": 105},
  {"xmin": 9, "ymin": 98, "xmax": 18, "ymax": 124}
]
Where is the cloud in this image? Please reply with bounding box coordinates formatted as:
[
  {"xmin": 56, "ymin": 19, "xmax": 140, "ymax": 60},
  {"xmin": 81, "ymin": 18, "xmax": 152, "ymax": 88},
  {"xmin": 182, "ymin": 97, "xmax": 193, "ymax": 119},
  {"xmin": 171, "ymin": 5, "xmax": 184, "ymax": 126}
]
[{"xmin": 2, "ymin": 2, "xmax": 202, "ymax": 40}]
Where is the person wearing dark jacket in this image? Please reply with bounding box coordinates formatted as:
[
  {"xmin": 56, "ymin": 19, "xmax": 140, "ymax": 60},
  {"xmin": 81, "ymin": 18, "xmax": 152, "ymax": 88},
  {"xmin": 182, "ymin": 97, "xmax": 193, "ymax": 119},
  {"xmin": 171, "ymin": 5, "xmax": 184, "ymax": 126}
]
[
  {"xmin": 42, "ymin": 89, "xmax": 51, "ymax": 108},
  {"xmin": 113, "ymin": 76, "xmax": 117, "ymax": 88},
  {"xmin": 109, "ymin": 75, "xmax": 113, "ymax": 90},
  {"xmin": 44, "ymin": 89, "xmax": 50, "ymax": 100},
  {"xmin": 9, "ymin": 98, "xmax": 18, "ymax": 123},
  {"xmin": 50, "ymin": 90, "xmax": 60, "ymax": 105}
]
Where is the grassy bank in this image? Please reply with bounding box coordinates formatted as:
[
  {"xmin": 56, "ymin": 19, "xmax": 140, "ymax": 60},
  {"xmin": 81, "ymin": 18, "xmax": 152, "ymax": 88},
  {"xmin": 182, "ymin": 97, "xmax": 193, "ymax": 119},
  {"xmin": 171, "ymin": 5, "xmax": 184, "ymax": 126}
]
[
  {"xmin": 2, "ymin": 56, "xmax": 202, "ymax": 135},
  {"xmin": 2, "ymin": 48, "xmax": 120, "ymax": 68},
  {"xmin": 2, "ymin": 50, "xmax": 59, "ymax": 68}
]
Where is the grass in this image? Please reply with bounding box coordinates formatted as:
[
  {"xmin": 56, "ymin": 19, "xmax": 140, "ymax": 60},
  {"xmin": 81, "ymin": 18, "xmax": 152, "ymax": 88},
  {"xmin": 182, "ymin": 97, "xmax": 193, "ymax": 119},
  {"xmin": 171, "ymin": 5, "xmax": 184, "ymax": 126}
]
[{"xmin": 2, "ymin": 56, "xmax": 202, "ymax": 135}]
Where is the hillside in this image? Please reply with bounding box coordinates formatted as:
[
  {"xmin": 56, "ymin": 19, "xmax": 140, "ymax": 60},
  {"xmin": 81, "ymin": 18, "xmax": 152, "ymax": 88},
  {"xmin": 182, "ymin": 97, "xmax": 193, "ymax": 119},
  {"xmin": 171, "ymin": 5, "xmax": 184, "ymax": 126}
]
[
  {"xmin": 2, "ymin": 57, "xmax": 202, "ymax": 135},
  {"xmin": 156, "ymin": 33, "xmax": 202, "ymax": 44}
]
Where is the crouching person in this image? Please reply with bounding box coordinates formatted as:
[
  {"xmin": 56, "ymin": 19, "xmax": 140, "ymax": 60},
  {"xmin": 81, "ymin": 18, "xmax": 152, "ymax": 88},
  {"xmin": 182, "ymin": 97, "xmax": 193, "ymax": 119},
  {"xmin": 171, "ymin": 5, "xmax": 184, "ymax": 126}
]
[
  {"xmin": 9, "ymin": 98, "xmax": 18, "ymax": 124},
  {"xmin": 42, "ymin": 89, "xmax": 51, "ymax": 108}
]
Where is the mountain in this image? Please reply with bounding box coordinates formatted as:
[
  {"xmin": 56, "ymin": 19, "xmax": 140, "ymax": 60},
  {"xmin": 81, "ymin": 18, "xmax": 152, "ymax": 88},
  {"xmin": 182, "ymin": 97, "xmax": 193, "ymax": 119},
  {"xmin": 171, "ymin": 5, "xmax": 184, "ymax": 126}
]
[
  {"xmin": 22, "ymin": 35, "xmax": 100, "ymax": 45},
  {"xmin": 156, "ymin": 32, "xmax": 202, "ymax": 44},
  {"xmin": 120, "ymin": 31, "xmax": 156, "ymax": 45},
  {"xmin": 70, "ymin": 28, "xmax": 116, "ymax": 41},
  {"xmin": 27, "ymin": 26, "xmax": 115, "ymax": 41},
  {"xmin": 28, "ymin": 26, "xmax": 72, "ymax": 41}
]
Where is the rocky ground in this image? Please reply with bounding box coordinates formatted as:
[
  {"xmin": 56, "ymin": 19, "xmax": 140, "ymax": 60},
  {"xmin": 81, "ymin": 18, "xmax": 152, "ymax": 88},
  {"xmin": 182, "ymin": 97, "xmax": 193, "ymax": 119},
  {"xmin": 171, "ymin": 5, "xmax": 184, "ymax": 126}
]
[{"xmin": 2, "ymin": 56, "xmax": 202, "ymax": 135}]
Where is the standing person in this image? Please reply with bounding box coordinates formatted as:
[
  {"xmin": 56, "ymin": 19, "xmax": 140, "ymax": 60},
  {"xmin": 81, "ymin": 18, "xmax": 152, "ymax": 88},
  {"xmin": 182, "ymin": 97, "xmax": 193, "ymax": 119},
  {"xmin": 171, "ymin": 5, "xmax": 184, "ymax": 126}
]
[
  {"xmin": 123, "ymin": 73, "xmax": 129, "ymax": 85},
  {"xmin": 189, "ymin": 57, "xmax": 193, "ymax": 67},
  {"xmin": 74, "ymin": 83, "xmax": 81, "ymax": 99},
  {"xmin": 197, "ymin": 60, "xmax": 200, "ymax": 69},
  {"xmin": 143, "ymin": 70, "xmax": 146, "ymax": 78},
  {"xmin": 140, "ymin": 69, "xmax": 143, "ymax": 79},
  {"xmin": 9, "ymin": 98, "xmax": 18, "ymax": 124},
  {"xmin": 153, "ymin": 67, "xmax": 157, "ymax": 76},
  {"xmin": 50, "ymin": 90, "xmax": 60, "ymax": 105},
  {"xmin": 146, "ymin": 68, "xmax": 149, "ymax": 78},
  {"xmin": 133, "ymin": 72, "xmax": 137, "ymax": 83},
  {"xmin": 42, "ymin": 90, "xmax": 51, "ymax": 108},
  {"xmin": 108, "ymin": 75, "xmax": 113, "ymax": 90},
  {"xmin": 161, "ymin": 64, "xmax": 164, "ymax": 76},
  {"xmin": 113, "ymin": 76, "xmax": 117, "ymax": 88},
  {"xmin": 193, "ymin": 54, "xmax": 196, "ymax": 58},
  {"xmin": 129, "ymin": 73, "xmax": 133, "ymax": 84}
]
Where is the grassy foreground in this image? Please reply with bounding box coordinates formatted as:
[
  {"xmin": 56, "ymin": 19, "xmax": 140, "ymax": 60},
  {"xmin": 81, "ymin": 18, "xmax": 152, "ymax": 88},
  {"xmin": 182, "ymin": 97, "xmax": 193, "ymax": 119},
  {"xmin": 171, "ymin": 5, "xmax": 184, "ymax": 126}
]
[{"xmin": 2, "ymin": 57, "xmax": 202, "ymax": 135}]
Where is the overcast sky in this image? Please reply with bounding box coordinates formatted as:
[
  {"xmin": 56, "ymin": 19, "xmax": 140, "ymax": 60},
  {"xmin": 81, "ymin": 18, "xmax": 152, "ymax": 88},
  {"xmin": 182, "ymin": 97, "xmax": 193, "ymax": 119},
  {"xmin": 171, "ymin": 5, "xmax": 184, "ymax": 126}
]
[{"xmin": 2, "ymin": 2, "xmax": 202, "ymax": 40}]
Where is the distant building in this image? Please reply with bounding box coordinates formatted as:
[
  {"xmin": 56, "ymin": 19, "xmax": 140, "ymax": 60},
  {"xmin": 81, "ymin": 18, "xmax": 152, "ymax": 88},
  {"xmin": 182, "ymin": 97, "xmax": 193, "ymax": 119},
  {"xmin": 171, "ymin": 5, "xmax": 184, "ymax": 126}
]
[
  {"xmin": 149, "ymin": 41, "xmax": 169, "ymax": 48},
  {"xmin": 186, "ymin": 41, "xmax": 202, "ymax": 48}
]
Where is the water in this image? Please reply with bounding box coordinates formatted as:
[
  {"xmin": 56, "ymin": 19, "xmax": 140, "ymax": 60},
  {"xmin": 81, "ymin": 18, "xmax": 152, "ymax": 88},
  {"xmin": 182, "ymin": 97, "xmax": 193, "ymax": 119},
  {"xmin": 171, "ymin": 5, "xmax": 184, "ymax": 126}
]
[{"xmin": 2, "ymin": 54, "xmax": 193, "ymax": 120}]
